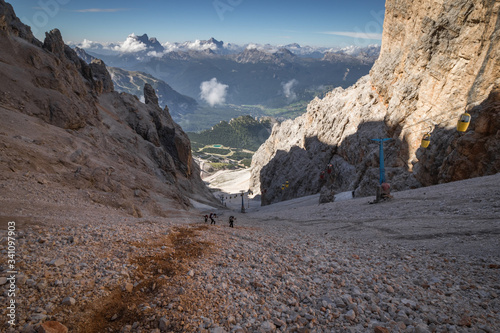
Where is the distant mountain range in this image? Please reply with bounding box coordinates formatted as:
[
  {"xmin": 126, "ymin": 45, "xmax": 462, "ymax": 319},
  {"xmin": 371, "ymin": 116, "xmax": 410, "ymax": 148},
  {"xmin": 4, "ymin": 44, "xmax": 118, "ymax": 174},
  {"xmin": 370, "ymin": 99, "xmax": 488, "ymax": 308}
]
[
  {"xmin": 71, "ymin": 34, "xmax": 380, "ymax": 58},
  {"xmin": 72, "ymin": 34, "xmax": 379, "ymax": 131},
  {"xmin": 73, "ymin": 34, "xmax": 378, "ymax": 107},
  {"xmin": 74, "ymin": 47, "xmax": 198, "ymax": 119}
]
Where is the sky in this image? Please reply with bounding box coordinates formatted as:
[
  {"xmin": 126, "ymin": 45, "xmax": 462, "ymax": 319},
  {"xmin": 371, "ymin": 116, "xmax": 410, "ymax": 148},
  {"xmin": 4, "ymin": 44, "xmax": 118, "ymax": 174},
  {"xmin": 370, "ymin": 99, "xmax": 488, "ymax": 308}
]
[{"xmin": 8, "ymin": 0, "xmax": 386, "ymax": 48}]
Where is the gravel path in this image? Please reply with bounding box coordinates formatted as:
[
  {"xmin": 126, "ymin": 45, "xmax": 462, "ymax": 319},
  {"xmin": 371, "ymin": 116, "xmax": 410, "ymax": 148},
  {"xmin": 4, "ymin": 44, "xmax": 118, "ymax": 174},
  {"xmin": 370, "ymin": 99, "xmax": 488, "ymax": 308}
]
[{"xmin": 0, "ymin": 174, "xmax": 499, "ymax": 332}]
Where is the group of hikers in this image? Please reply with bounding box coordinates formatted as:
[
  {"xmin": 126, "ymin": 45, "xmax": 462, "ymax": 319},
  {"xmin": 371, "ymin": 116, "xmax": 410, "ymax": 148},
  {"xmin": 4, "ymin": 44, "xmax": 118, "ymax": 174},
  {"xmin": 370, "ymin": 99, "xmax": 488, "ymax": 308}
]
[{"xmin": 203, "ymin": 213, "xmax": 236, "ymax": 228}]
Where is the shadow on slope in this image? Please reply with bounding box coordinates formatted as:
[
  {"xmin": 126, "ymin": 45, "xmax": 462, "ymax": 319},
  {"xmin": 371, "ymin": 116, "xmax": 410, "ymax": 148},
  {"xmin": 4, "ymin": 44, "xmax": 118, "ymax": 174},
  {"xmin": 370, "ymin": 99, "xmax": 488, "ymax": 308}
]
[
  {"xmin": 414, "ymin": 86, "xmax": 500, "ymax": 185},
  {"xmin": 259, "ymin": 121, "xmax": 416, "ymax": 206},
  {"xmin": 259, "ymin": 84, "xmax": 500, "ymax": 206}
]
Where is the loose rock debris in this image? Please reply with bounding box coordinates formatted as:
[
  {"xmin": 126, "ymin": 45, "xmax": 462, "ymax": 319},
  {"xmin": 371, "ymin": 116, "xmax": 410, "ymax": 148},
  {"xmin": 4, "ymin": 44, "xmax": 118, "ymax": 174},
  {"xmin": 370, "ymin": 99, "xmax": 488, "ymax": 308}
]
[{"xmin": 2, "ymin": 216, "xmax": 498, "ymax": 333}]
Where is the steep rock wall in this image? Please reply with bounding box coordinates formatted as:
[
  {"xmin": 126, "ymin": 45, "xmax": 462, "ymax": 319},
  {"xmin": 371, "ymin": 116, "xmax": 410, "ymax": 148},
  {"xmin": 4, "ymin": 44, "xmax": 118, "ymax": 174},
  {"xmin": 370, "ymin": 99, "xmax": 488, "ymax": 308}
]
[
  {"xmin": 250, "ymin": 0, "xmax": 499, "ymax": 205},
  {"xmin": 0, "ymin": 0, "xmax": 219, "ymax": 215}
]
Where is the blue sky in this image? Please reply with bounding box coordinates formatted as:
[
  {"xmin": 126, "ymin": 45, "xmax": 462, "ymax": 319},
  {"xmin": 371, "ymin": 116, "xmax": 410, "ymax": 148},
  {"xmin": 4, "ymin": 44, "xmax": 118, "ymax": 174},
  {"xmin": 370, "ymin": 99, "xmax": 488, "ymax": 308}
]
[{"xmin": 8, "ymin": 0, "xmax": 386, "ymax": 47}]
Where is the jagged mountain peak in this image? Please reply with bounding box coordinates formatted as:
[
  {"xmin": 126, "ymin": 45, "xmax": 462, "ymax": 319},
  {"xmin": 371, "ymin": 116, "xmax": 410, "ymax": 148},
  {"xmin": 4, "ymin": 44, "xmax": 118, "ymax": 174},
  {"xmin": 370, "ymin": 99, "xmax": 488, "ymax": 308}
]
[
  {"xmin": 131, "ymin": 33, "xmax": 164, "ymax": 53},
  {"xmin": 206, "ymin": 37, "xmax": 224, "ymax": 48}
]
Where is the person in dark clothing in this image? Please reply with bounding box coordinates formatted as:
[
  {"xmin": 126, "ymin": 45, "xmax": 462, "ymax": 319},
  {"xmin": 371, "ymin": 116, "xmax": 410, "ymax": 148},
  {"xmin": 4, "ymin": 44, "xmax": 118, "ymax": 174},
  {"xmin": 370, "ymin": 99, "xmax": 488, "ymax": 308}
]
[
  {"xmin": 229, "ymin": 216, "xmax": 235, "ymax": 228},
  {"xmin": 210, "ymin": 213, "xmax": 216, "ymax": 225},
  {"xmin": 204, "ymin": 215, "xmax": 208, "ymax": 223}
]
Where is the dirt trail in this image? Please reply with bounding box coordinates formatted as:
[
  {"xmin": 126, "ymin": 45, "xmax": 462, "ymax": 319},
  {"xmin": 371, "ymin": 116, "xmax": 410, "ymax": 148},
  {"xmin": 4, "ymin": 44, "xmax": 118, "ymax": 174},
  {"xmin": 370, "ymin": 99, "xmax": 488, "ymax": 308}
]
[{"xmin": 69, "ymin": 225, "xmax": 213, "ymax": 333}]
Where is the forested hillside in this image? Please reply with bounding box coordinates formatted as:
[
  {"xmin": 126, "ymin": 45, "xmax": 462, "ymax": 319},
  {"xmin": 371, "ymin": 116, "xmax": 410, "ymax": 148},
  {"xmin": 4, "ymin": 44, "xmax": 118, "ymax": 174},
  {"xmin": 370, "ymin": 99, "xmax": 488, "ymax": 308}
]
[{"xmin": 188, "ymin": 116, "xmax": 274, "ymax": 151}]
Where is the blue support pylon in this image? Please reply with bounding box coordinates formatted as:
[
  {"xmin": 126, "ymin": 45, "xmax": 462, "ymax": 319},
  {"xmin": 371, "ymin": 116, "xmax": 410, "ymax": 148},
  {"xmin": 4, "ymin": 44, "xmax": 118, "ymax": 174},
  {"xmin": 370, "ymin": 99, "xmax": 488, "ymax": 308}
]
[
  {"xmin": 371, "ymin": 138, "xmax": 391, "ymax": 184},
  {"xmin": 240, "ymin": 191, "xmax": 245, "ymax": 213}
]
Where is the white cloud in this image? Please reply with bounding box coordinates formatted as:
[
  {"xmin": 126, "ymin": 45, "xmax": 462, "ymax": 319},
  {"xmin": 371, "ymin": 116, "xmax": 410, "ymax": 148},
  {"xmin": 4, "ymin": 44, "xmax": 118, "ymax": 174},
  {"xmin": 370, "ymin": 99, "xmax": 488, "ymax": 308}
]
[
  {"xmin": 113, "ymin": 33, "xmax": 147, "ymax": 53},
  {"xmin": 80, "ymin": 38, "xmax": 98, "ymax": 49},
  {"xmin": 187, "ymin": 40, "xmax": 218, "ymax": 51},
  {"xmin": 146, "ymin": 50, "xmax": 163, "ymax": 57},
  {"xmin": 245, "ymin": 43, "xmax": 258, "ymax": 50},
  {"xmin": 146, "ymin": 40, "xmax": 221, "ymax": 58},
  {"xmin": 245, "ymin": 43, "xmax": 279, "ymax": 53},
  {"xmin": 162, "ymin": 42, "xmax": 180, "ymax": 53},
  {"xmin": 282, "ymin": 79, "xmax": 298, "ymax": 101},
  {"xmin": 200, "ymin": 78, "xmax": 228, "ymax": 106},
  {"xmin": 321, "ymin": 31, "xmax": 383, "ymax": 40}
]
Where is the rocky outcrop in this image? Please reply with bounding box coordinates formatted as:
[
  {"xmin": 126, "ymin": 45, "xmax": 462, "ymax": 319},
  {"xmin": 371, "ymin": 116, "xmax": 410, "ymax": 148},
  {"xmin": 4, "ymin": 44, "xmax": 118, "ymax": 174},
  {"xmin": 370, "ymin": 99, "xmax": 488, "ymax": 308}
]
[
  {"xmin": 370, "ymin": 0, "xmax": 500, "ymax": 172},
  {"xmin": 43, "ymin": 28, "xmax": 66, "ymax": 58},
  {"xmin": 251, "ymin": 0, "xmax": 500, "ymax": 205},
  {"xmin": 89, "ymin": 59, "xmax": 114, "ymax": 94},
  {"xmin": 144, "ymin": 83, "xmax": 159, "ymax": 107},
  {"xmin": 0, "ymin": 25, "xmax": 98, "ymax": 129},
  {"xmin": 0, "ymin": 0, "xmax": 41, "ymax": 46},
  {"xmin": 0, "ymin": 0, "xmax": 219, "ymax": 215}
]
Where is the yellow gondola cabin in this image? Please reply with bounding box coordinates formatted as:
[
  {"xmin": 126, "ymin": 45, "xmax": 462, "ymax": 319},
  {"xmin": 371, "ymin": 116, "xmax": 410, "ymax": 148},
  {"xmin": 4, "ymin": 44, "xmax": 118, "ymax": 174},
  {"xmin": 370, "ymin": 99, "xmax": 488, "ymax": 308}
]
[
  {"xmin": 457, "ymin": 112, "xmax": 471, "ymax": 132},
  {"xmin": 421, "ymin": 133, "xmax": 431, "ymax": 148}
]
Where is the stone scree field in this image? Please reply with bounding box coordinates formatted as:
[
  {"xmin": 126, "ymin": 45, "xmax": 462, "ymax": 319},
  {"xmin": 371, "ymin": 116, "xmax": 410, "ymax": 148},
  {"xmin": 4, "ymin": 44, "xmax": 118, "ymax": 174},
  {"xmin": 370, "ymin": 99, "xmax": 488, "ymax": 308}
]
[{"xmin": 0, "ymin": 174, "xmax": 499, "ymax": 333}]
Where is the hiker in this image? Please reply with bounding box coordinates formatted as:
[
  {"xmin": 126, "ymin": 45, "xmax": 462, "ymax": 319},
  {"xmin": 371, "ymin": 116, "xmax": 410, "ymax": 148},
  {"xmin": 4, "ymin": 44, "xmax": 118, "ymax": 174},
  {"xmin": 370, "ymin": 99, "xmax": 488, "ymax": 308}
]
[
  {"xmin": 229, "ymin": 215, "xmax": 235, "ymax": 228},
  {"xmin": 204, "ymin": 215, "xmax": 208, "ymax": 223},
  {"xmin": 210, "ymin": 213, "xmax": 216, "ymax": 225}
]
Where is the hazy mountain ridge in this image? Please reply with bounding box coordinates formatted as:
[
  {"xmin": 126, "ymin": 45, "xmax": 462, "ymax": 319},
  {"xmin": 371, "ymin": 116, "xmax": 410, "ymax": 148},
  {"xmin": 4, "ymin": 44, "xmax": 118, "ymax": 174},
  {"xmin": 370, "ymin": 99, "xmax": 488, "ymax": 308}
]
[
  {"xmin": 73, "ymin": 46, "xmax": 199, "ymax": 119},
  {"xmin": 76, "ymin": 39, "xmax": 378, "ymax": 133},
  {"xmin": 250, "ymin": 0, "xmax": 500, "ymax": 205},
  {"xmin": 107, "ymin": 67, "xmax": 199, "ymax": 118},
  {"xmin": 119, "ymin": 49, "xmax": 375, "ymax": 107},
  {"xmin": 72, "ymin": 34, "xmax": 379, "ymax": 109}
]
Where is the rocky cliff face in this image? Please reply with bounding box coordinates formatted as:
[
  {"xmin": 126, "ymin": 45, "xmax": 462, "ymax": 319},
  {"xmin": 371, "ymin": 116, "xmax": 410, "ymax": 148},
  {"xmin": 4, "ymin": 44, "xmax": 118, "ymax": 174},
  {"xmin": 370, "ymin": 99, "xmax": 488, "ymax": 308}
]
[
  {"xmin": 0, "ymin": 0, "xmax": 219, "ymax": 215},
  {"xmin": 251, "ymin": 0, "xmax": 499, "ymax": 205}
]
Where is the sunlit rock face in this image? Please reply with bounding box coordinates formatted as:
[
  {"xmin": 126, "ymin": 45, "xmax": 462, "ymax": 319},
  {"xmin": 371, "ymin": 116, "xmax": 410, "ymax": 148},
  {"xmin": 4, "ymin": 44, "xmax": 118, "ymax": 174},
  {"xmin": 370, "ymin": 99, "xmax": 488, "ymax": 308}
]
[{"xmin": 250, "ymin": 0, "xmax": 500, "ymax": 205}]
